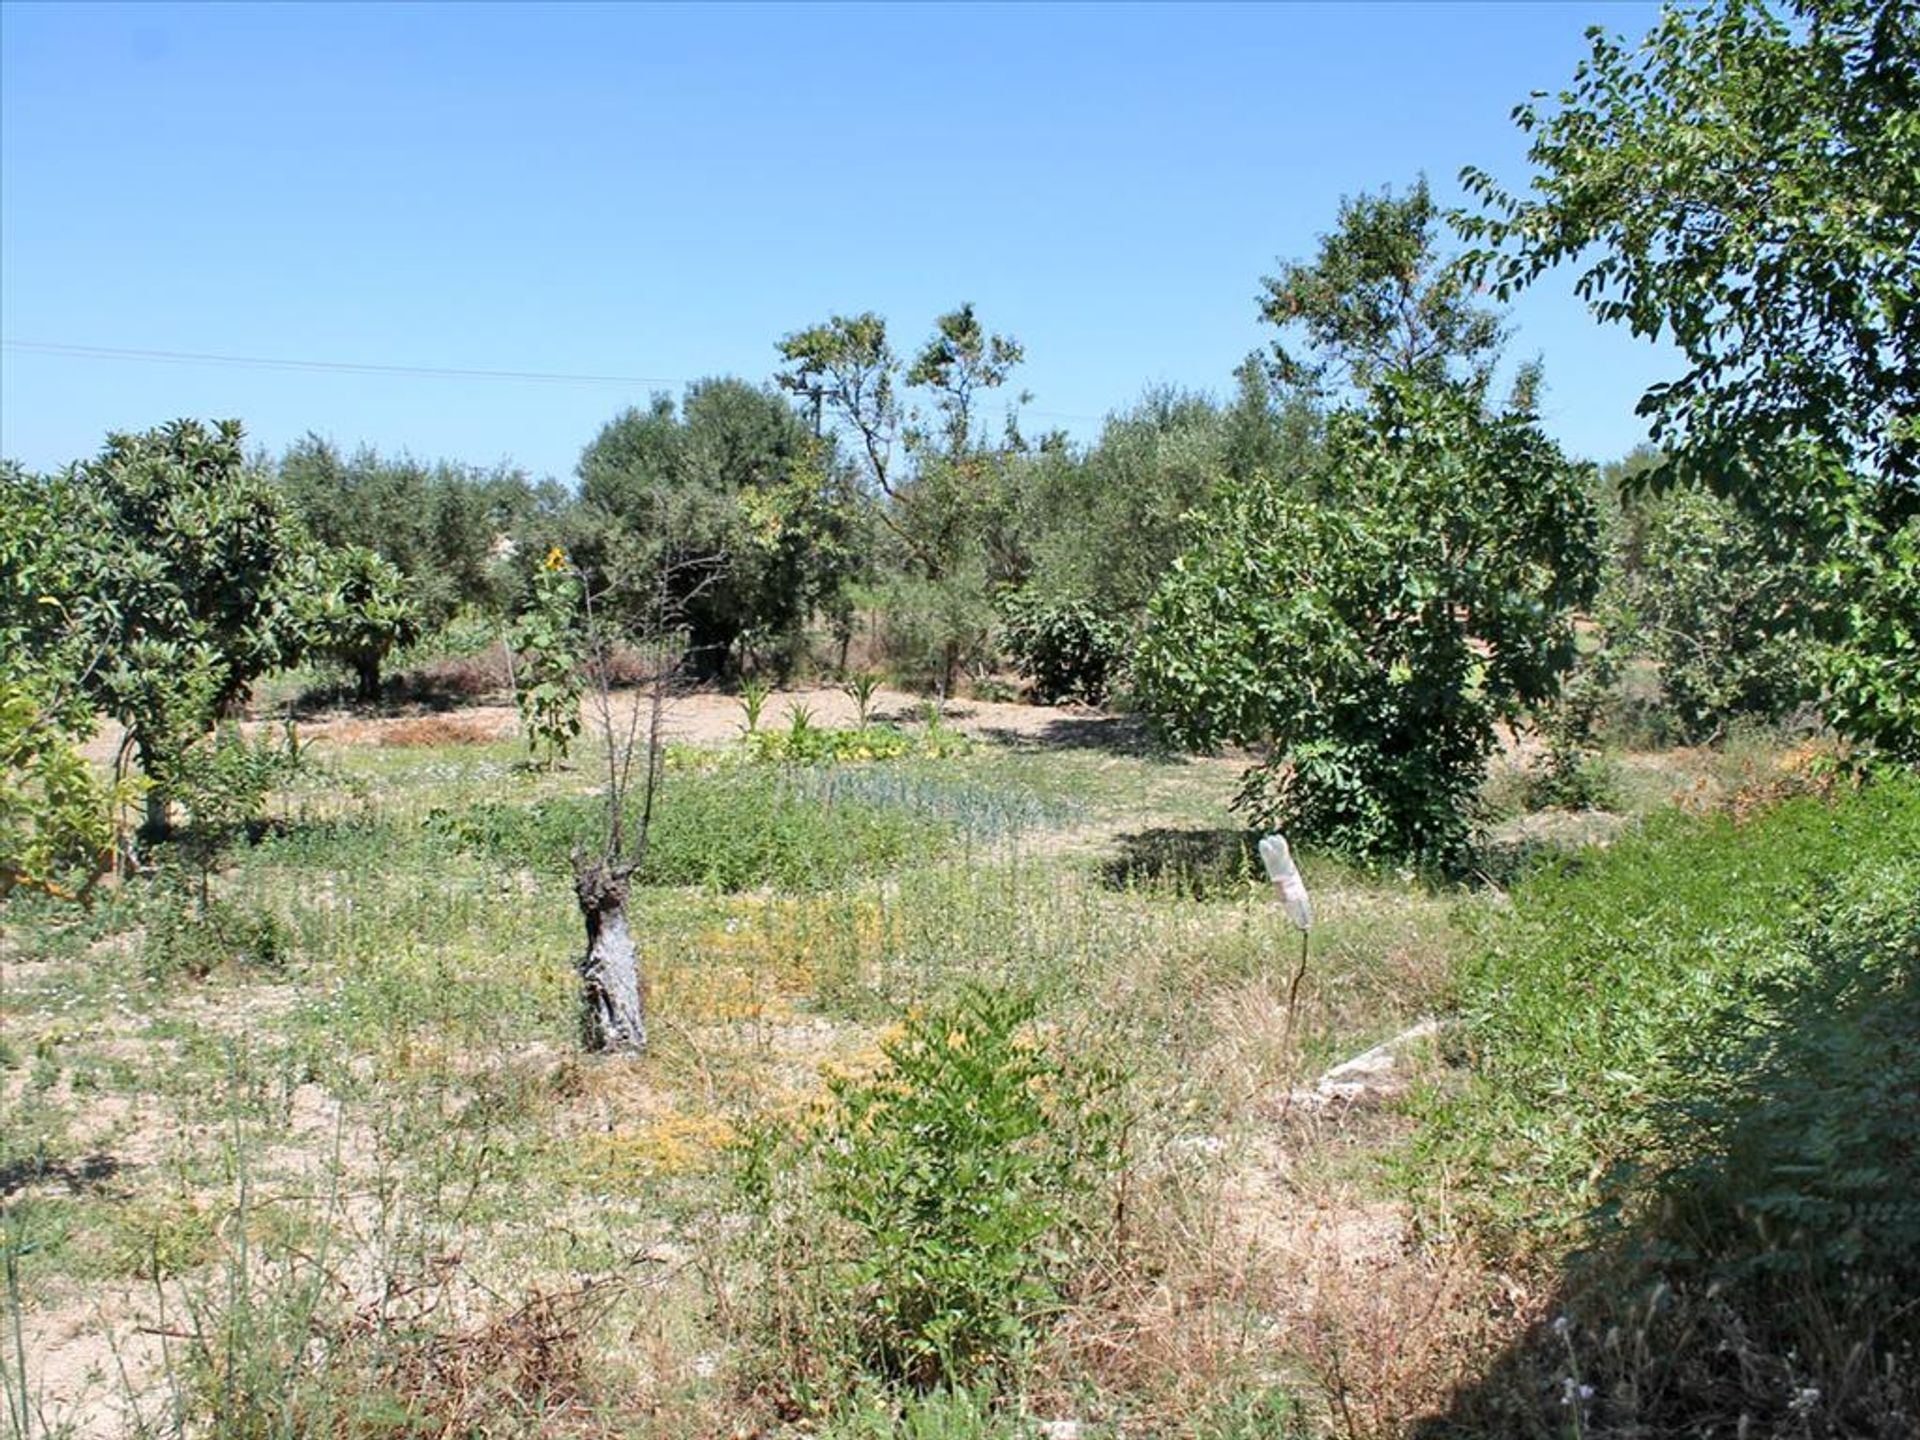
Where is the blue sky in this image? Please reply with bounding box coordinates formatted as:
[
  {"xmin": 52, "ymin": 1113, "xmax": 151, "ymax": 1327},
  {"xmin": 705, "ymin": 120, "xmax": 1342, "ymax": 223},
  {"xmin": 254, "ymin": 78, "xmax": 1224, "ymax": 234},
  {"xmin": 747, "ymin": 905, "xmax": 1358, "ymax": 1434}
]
[{"xmin": 1, "ymin": 1, "xmax": 1673, "ymax": 482}]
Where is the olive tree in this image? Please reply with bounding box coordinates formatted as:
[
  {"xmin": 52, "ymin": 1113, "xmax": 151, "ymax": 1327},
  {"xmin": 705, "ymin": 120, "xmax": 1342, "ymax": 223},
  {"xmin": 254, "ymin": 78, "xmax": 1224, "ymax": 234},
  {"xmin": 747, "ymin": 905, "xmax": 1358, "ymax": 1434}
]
[
  {"xmin": 277, "ymin": 437, "xmax": 552, "ymax": 628},
  {"xmin": 576, "ymin": 380, "xmax": 857, "ymax": 678}
]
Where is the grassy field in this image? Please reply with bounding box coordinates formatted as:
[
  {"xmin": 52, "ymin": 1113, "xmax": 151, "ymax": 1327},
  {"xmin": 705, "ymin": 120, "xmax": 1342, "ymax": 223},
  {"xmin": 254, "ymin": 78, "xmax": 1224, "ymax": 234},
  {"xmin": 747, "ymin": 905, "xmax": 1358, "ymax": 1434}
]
[{"xmin": 3, "ymin": 704, "xmax": 1904, "ymax": 1438}]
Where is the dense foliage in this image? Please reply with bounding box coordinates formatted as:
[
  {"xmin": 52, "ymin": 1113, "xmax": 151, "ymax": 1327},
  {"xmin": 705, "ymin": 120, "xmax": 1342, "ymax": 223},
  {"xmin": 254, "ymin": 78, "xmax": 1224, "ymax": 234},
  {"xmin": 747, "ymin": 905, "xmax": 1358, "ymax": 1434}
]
[
  {"xmin": 1460, "ymin": 0, "xmax": 1920, "ymax": 756},
  {"xmin": 277, "ymin": 436, "xmax": 556, "ymax": 628},
  {"xmin": 1138, "ymin": 380, "xmax": 1599, "ymax": 863},
  {"xmin": 0, "ymin": 681, "xmax": 125, "ymax": 900},
  {"xmin": 1462, "ymin": 0, "xmax": 1918, "ymax": 493},
  {"xmin": 996, "ymin": 590, "xmax": 1129, "ymax": 706},
  {"xmin": 36, "ymin": 421, "xmax": 308, "ymax": 836}
]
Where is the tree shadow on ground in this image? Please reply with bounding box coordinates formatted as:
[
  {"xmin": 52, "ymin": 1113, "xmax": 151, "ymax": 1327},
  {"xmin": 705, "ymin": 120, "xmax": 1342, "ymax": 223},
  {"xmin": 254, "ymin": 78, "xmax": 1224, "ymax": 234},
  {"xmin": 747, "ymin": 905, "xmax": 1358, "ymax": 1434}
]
[
  {"xmin": 1464, "ymin": 810, "xmax": 1631, "ymax": 891},
  {"xmin": 973, "ymin": 712, "xmax": 1181, "ymax": 759},
  {"xmin": 1, "ymin": 1151, "xmax": 122, "ymax": 1200},
  {"xmin": 1099, "ymin": 827, "xmax": 1263, "ymax": 897}
]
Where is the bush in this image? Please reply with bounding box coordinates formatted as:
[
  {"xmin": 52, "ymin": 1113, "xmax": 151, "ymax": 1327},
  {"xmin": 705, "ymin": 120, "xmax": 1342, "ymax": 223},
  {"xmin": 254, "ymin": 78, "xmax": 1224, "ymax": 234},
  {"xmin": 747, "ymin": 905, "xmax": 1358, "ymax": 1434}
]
[
  {"xmin": 738, "ymin": 987, "xmax": 1121, "ymax": 1397},
  {"xmin": 1, "ymin": 681, "xmax": 128, "ymax": 901},
  {"xmin": 1521, "ymin": 644, "xmax": 1622, "ymax": 813},
  {"xmin": 997, "ymin": 589, "xmax": 1128, "ymax": 706}
]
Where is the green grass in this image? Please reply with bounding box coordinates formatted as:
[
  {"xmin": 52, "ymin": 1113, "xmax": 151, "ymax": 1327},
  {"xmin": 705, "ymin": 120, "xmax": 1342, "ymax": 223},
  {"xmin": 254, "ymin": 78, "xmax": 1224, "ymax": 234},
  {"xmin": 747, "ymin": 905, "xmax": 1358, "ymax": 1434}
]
[
  {"xmin": 420, "ymin": 768, "xmax": 951, "ymax": 893},
  {"xmin": 1408, "ymin": 776, "xmax": 1920, "ymax": 1437},
  {"xmin": 1409, "ymin": 776, "xmax": 1920, "ymax": 1251}
]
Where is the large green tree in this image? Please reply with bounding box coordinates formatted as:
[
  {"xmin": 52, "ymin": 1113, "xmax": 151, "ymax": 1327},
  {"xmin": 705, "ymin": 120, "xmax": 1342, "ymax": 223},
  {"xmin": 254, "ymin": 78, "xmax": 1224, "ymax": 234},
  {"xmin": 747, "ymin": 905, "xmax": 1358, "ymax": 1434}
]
[
  {"xmin": 26, "ymin": 421, "xmax": 308, "ymax": 837},
  {"xmin": 291, "ymin": 544, "xmax": 419, "ymax": 702},
  {"xmin": 1136, "ymin": 380, "xmax": 1599, "ymax": 864},
  {"xmin": 575, "ymin": 379, "xmax": 857, "ymax": 677},
  {"xmin": 1458, "ymin": 0, "xmax": 1920, "ymax": 755}
]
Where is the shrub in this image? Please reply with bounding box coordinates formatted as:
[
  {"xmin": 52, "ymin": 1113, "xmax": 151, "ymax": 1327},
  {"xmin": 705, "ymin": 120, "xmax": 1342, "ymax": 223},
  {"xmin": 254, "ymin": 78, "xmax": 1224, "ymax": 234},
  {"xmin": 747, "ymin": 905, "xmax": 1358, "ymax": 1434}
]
[
  {"xmin": 997, "ymin": 590, "xmax": 1128, "ymax": 706},
  {"xmin": 739, "ymin": 987, "xmax": 1121, "ymax": 1397},
  {"xmin": 145, "ymin": 890, "xmax": 292, "ymax": 979},
  {"xmin": 1521, "ymin": 644, "xmax": 1622, "ymax": 813},
  {"xmin": 156, "ymin": 721, "xmax": 304, "ymax": 907}
]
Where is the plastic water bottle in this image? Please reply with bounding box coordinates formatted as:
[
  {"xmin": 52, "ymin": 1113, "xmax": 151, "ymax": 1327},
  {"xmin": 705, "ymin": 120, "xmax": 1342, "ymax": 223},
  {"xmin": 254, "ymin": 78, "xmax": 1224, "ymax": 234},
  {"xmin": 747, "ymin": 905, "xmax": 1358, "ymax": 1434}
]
[{"xmin": 1258, "ymin": 833, "xmax": 1313, "ymax": 932}]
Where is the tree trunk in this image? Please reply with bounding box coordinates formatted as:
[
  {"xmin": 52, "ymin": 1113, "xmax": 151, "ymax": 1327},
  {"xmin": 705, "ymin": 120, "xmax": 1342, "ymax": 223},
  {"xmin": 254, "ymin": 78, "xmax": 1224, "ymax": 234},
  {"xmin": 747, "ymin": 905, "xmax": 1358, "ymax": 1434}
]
[
  {"xmin": 137, "ymin": 738, "xmax": 172, "ymax": 846},
  {"xmin": 573, "ymin": 859, "xmax": 647, "ymax": 1053},
  {"xmin": 354, "ymin": 653, "xmax": 382, "ymax": 704}
]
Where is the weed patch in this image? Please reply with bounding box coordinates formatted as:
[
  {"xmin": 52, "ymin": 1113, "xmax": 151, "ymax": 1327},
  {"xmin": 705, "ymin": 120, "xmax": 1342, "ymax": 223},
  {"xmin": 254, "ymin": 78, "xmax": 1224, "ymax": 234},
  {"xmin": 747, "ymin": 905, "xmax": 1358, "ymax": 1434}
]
[
  {"xmin": 736, "ymin": 986, "xmax": 1123, "ymax": 1403},
  {"xmin": 429, "ymin": 769, "xmax": 950, "ymax": 892}
]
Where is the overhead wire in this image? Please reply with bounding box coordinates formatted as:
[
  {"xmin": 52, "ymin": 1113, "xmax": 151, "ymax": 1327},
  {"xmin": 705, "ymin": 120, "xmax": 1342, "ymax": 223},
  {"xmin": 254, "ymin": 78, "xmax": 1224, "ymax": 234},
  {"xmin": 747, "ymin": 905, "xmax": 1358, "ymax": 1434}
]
[{"xmin": 0, "ymin": 336, "xmax": 1110, "ymax": 423}]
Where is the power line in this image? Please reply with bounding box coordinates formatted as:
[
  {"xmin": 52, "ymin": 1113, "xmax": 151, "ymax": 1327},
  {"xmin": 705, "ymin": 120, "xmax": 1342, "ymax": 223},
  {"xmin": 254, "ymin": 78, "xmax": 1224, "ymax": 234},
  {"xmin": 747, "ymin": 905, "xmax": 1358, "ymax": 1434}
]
[
  {"xmin": 1, "ymin": 336, "xmax": 1110, "ymax": 424},
  {"xmin": 0, "ymin": 339, "xmax": 681, "ymax": 387}
]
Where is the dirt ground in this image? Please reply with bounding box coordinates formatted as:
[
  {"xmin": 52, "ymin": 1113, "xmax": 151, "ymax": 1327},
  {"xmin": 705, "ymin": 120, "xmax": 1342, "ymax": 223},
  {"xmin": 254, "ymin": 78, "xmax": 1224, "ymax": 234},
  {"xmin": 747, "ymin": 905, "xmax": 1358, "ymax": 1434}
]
[{"xmin": 81, "ymin": 685, "xmax": 1151, "ymax": 767}]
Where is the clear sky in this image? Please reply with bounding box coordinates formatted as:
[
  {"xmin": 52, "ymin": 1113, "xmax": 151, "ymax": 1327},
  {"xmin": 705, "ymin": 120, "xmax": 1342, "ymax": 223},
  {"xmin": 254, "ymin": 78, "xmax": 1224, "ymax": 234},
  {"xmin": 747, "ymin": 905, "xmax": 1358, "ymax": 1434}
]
[{"xmin": 1, "ymin": 1, "xmax": 1674, "ymax": 483}]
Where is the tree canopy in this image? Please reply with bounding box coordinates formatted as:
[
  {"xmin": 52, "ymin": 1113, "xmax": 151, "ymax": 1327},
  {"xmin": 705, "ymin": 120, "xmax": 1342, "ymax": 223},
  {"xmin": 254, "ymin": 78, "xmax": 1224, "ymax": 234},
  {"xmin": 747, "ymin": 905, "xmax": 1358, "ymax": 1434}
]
[
  {"xmin": 1261, "ymin": 176, "xmax": 1506, "ymax": 400},
  {"xmin": 1458, "ymin": 0, "xmax": 1920, "ymax": 758},
  {"xmin": 1458, "ymin": 0, "xmax": 1919, "ymax": 498},
  {"xmin": 1137, "ymin": 380, "xmax": 1599, "ymax": 863}
]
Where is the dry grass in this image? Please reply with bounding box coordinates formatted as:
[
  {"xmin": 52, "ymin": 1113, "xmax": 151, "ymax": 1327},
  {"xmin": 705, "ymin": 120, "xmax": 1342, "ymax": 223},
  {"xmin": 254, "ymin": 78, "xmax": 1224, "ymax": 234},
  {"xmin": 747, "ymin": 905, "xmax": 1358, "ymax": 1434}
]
[
  {"xmin": 13, "ymin": 703, "xmax": 1830, "ymax": 1439},
  {"xmin": 376, "ymin": 714, "xmax": 509, "ymax": 748}
]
